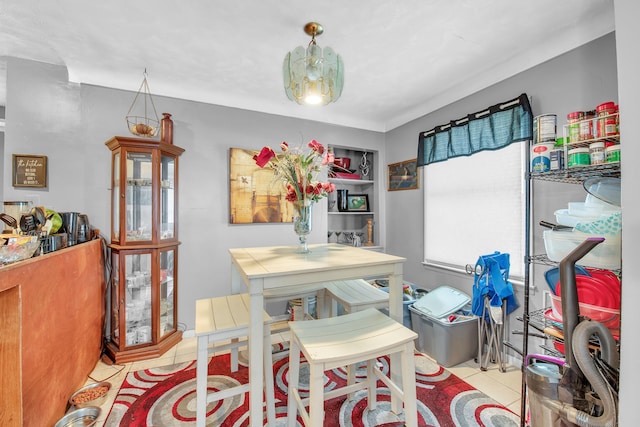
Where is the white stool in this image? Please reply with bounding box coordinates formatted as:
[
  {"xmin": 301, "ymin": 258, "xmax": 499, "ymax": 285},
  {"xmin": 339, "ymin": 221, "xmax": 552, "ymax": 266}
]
[
  {"xmin": 323, "ymin": 279, "xmax": 389, "ymax": 316},
  {"xmin": 195, "ymin": 294, "xmax": 276, "ymax": 427},
  {"xmin": 286, "ymin": 308, "xmax": 418, "ymax": 427}
]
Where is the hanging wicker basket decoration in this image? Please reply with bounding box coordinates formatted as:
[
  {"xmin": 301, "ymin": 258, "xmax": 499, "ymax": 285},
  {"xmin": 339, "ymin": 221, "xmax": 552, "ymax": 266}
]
[{"xmin": 126, "ymin": 70, "xmax": 160, "ymax": 138}]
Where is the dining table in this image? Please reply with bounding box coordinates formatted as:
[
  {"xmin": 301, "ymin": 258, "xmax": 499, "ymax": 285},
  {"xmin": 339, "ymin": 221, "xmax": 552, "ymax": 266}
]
[{"xmin": 228, "ymin": 243, "xmax": 407, "ymax": 426}]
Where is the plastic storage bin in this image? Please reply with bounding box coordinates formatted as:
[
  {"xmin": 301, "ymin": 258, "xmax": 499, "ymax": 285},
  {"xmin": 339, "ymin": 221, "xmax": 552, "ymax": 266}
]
[
  {"xmin": 409, "ymin": 305, "xmax": 478, "ymax": 367},
  {"xmin": 378, "ymin": 283, "xmax": 416, "ymax": 329},
  {"xmin": 409, "ymin": 286, "xmax": 478, "ymax": 367},
  {"xmin": 543, "ymin": 230, "xmax": 621, "ymax": 269}
]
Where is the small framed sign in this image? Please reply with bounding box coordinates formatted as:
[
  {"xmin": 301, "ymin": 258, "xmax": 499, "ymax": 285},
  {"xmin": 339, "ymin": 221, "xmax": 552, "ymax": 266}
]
[
  {"xmin": 12, "ymin": 154, "xmax": 48, "ymax": 188},
  {"xmin": 387, "ymin": 158, "xmax": 419, "ymax": 191}
]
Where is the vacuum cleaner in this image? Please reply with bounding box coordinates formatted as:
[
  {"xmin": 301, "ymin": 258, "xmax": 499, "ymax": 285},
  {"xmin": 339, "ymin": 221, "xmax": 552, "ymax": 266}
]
[{"xmin": 526, "ymin": 237, "xmax": 619, "ymax": 427}]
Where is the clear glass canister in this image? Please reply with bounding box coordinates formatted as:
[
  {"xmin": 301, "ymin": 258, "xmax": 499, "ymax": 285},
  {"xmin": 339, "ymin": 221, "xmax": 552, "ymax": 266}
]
[{"xmin": 589, "ymin": 141, "xmax": 606, "ymax": 165}]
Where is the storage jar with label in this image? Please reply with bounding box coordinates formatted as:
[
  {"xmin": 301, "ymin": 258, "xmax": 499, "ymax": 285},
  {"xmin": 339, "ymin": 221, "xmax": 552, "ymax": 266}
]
[
  {"xmin": 568, "ymin": 147, "xmax": 590, "ymax": 167},
  {"xmin": 567, "ymin": 111, "xmax": 584, "ymax": 143},
  {"xmin": 596, "ymin": 102, "xmax": 618, "ymax": 138},
  {"xmin": 606, "ymin": 144, "xmax": 620, "ymax": 163},
  {"xmin": 589, "ymin": 141, "xmax": 606, "ymax": 165},
  {"xmin": 580, "ymin": 110, "xmax": 595, "ymax": 140}
]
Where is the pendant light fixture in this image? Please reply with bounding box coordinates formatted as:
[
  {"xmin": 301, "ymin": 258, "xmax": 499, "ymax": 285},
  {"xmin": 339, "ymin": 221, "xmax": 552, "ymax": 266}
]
[{"xmin": 283, "ymin": 22, "xmax": 344, "ymax": 106}]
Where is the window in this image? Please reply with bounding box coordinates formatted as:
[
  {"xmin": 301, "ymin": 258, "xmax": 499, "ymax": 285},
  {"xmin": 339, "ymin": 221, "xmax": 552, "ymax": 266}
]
[
  {"xmin": 423, "ymin": 142, "xmax": 526, "ymax": 278},
  {"xmin": 417, "ymin": 94, "xmax": 532, "ymax": 280}
]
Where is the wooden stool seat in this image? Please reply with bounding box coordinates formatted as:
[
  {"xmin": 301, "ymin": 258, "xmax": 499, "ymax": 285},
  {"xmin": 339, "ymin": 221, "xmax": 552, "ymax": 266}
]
[
  {"xmin": 324, "ymin": 279, "xmax": 389, "ymax": 316},
  {"xmin": 195, "ymin": 294, "xmax": 276, "ymax": 427},
  {"xmin": 286, "ymin": 308, "xmax": 418, "ymax": 427}
]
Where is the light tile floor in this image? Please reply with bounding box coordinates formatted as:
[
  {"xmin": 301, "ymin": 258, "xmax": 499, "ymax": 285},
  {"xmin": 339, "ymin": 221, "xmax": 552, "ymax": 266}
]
[{"xmin": 85, "ymin": 333, "xmax": 522, "ymax": 426}]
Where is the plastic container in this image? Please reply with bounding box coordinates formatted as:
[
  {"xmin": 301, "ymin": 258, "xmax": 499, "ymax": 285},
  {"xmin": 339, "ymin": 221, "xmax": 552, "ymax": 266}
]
[
  {"xmin": 543, "ymin": 229, "xmax": 621, "ymax": 269},
  {"xmin": 580, "ymin": 110, "xmax": 596, "ymax": 140},
  {"xmin": 567, "ymin": 147, "xmax": 590, "ymax": 167},
  {"xmin": 567, "ymin": 111, "xmax": 584, "ymax": 143},
  {"xmin": 409, "ymin": 304, "xmax": 478, "ymax": 367},
  {"xmin": 531, "ymin": 143, "xmax": 554, "ymax": 173},
  {"xmin": 589, "ymin": 141, "xmax": 606, "ymax": 165},
  {"xmin": 549, "ymin": 149, "xmax": 564, "ymax": 171},
  {"xmin": 378, "ymin": 283, "xmax": 416, "ymax": 329},
  {"xmin": 534, "ymin": 114, "xmax": 557, "ymax": 143},
  {"xmin": 596, "ymin": 102, "xmax": 618, "ymax": 138},
  {"xmin": 549, "ymin": 293, "xmax": 620, "ymax": 332},
  {"xmin": 606, "ymin": 145, "xmax": 620, "ymax": 163},
  {"xmin": 555, "ymin": 208, "xmax": 602, "ymax": 228}
]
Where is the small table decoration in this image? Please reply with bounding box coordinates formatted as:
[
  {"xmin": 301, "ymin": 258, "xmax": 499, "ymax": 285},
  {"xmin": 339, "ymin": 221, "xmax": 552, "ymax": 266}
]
[{"xmin": 254, "ymin": 140, "xmax": 335, "ymax": 253}]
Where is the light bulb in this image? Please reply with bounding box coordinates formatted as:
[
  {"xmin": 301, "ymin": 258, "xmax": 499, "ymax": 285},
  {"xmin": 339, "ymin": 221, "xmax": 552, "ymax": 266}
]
[
  {"xmin": 305, "ymin": 44, "xmax": 322, "ymax": 81},
  {"xmin": 304, "ymin": 81, "xmax": 322, "ymax": 105}
]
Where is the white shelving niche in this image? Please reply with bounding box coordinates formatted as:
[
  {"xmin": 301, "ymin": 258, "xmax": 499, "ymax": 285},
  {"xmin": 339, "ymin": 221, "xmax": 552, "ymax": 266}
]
[{"xmin": 327, "ymin": 146, "xmax": 383, "ymax": 252}]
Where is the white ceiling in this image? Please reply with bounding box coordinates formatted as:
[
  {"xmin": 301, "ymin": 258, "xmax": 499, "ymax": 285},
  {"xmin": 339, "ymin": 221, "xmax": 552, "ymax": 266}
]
[{"xmin": 0, "ymin": 0, "xmax": 615, "ymax": 131}]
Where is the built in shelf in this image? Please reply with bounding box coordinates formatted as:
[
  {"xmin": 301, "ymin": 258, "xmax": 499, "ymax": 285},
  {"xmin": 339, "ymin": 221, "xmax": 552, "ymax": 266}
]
[
  {"xmin": 328, "ymin": 178, "xmax": 374, "ymax": 185},
  {"xmin": 328, "ymin": 211, "xmax": 374, "ymax": 215}
]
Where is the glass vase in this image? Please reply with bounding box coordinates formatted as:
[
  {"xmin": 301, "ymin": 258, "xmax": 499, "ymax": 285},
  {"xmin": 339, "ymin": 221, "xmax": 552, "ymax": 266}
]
[{"xmin": 293, "ymin": 202, "xmax": 313, "ymax": 254}]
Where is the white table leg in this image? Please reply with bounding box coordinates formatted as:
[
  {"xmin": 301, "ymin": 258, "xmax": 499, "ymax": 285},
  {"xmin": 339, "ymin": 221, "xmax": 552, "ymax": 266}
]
[
  {"xmin": 230, "ymin": 263, "xmax": 243, "ymax": 294},
  {"xmin": 248, "ymin": 283, "xmax": 265, "ymax": 427},
  {"xmin": 196, "ymin": 335, "xmax": 209, "ymax": 427},
  {"xmin": 388, "ymin": 269, "xmax": 404, "ymax": 415}
]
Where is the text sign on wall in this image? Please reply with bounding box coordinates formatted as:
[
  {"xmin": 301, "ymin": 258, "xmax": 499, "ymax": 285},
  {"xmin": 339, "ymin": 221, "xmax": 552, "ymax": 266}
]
[{"xmin": 12, "ymin": 154, "xmax": 48, "ymax": 188}]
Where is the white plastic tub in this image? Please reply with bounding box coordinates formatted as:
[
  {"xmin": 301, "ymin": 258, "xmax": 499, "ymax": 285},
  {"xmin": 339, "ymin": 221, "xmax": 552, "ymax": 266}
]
[{"xmin": 543, "ymin": 230, "xmax": 621, "ymax": 269}]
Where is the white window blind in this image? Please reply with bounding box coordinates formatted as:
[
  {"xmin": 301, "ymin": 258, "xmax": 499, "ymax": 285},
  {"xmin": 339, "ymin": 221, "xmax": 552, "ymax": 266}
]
[{"xmin": 423, "ymin": 142, "xmax": 526, "ymax": 278}]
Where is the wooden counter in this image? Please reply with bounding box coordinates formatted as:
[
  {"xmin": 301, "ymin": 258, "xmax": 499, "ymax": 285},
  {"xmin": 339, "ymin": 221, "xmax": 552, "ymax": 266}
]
[{"xmin": 0, "ymin": 238, "xmax": 106, "ymax": 427}]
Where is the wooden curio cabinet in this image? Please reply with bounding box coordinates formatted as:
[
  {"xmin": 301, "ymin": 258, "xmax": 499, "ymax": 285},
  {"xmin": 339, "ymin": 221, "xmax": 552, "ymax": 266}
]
[{"xmin": 105, "ymin": 136, "xmax": 184, "ymax": 363}]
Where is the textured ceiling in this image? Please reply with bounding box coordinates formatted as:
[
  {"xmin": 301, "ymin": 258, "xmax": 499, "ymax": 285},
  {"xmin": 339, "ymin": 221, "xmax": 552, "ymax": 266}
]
[{"xmin": 0, "ymin": 0, "xmax": 615, "ymax": 131}]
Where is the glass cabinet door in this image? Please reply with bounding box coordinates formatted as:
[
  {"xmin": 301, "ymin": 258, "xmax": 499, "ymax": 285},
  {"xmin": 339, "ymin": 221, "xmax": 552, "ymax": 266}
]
[
  {"xmin": 125, "ymin": 151, "xmax": 153, "ymax": 243},
  {"xmin": 159, "ymin": 248, "xmax": 176, "ymax": 337},
  {"xmin": 160, "ymin": 154, "xmax": 176, "ymax": 240},
  {"xmin": 110, "ymin": 253, "xmax": 120, "ymax": 346},
  {"xmin": 112, "ymin": 152, "xmax": 121, "ymax": 241},
  {"xmin": 124, "ymin": 252, "xmax": 152, "ymax": 346}
]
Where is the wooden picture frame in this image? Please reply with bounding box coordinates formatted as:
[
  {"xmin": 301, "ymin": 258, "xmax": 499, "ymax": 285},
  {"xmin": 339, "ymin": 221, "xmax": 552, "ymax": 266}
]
[
  {"xmin": 12, "ymin": 154, "xmax": 48, "ymax": 188},
  {"xmin": 387, "ymin": 158, "xmax": 419, "ymax": 191},
  {"xmin": 228, "ymin": 147, "xmax": 294, "ymax": 224},
  {"xmin": 347, "ymin": 194, "xmax": 369, "ymax": 212}
]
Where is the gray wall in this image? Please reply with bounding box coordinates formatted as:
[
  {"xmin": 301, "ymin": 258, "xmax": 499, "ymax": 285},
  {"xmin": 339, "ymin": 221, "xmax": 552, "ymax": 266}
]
[{"xmin": 2, "ymin": 57, "xmax": 385, "ymax": 331}]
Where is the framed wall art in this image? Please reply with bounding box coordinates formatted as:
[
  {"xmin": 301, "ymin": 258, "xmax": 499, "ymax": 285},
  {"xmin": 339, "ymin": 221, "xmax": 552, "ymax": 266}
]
[
  {"xmin": 387, "ymin": 158, "xmax": 419, "ymax": 191},
  {"xmin": 12, "ymin": 154, "xmax": 48, "ymax": 188},
  {"xmin": 347, "ymin": 194, "xmax": 369, "ymax": 212},
  {"xmin": 228, "ymin": 147, "xmax": 295, "ymax": 224}
]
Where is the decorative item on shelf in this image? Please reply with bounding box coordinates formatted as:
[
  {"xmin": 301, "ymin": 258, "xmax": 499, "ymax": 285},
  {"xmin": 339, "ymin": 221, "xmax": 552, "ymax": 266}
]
[
  {"xmin": 126, "ymin": 69, "xmax": 160, "ymax": 138},
  {"xmin": 359, "ymin": 151, "xmax": 371, "ymax": 180},
  {"xmin": 283, "ymin": 22, "xmax": 344, "ymax": 106},
  {"xmin": 160, "ymin": 113, "xmax": 174, "ymax": 144},
  {"xmin": 365, "ymin": 218, "xmax": 374, "ymax": 246},
  {"xmin": 336, "ymin": 189, "xmax": 349, "ymax": 212},
  {"xmin": 347, "ymin": 194, "xmax": 369, "ymax": 211},
  {"xmin": 254, "ymin": 139, "xmax": 335, "ymax": 253}
]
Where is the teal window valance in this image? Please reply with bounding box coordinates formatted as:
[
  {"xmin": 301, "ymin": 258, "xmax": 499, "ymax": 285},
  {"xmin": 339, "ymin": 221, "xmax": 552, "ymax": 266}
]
[{"xmin": 417, "ymin": 93, "xmax": 533, "ymax": 167}]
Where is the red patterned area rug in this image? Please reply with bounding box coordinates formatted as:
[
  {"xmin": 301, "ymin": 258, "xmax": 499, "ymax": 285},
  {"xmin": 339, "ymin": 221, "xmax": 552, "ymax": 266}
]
[{"xmin": 104, "ymin": 349, "xmax": 519, "ymax": 426}]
